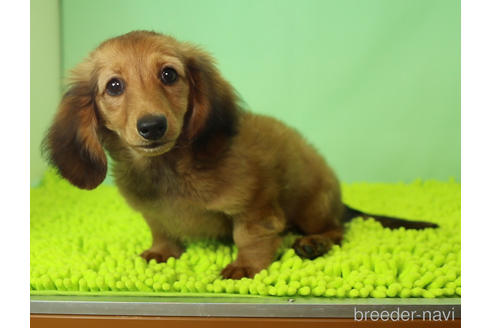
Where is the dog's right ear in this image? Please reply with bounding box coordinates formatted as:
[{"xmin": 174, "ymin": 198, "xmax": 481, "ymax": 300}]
[{"xmin": 43, "ymin": 65, "xmax": 107, "ymax": 190}]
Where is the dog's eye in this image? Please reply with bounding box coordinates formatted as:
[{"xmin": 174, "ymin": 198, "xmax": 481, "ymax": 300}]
[
  {"xmin": 106, "ymin": 78, "xmax": 125, "ymax": 96},
  {"xmin": 160, "ymin": 67, "xmax": 178, "ymax": 85}
]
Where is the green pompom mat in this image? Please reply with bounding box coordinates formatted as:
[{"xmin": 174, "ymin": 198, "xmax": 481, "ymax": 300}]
[{"xmin": 31, "ymin": 171, "xmax": 460, "ymax": 298}]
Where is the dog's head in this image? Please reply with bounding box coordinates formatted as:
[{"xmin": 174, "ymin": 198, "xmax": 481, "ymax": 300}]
[{"xmin": 44, "ymin": 31, "xmax": 239, "ymax": 189}]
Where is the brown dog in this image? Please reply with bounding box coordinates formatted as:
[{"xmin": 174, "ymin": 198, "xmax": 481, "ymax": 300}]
[{"xmin": 44, "ymin": 31, "xmax": 437, "ymax": 279}]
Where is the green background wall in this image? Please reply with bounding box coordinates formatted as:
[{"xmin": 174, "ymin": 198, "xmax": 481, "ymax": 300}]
[
  {"xmin": 30, "ymin": 0, "xmax": 60, "ymax": 184},
  {"xmin": 31, "ymin": 0, "xmax": 460, "ymax": 185}
]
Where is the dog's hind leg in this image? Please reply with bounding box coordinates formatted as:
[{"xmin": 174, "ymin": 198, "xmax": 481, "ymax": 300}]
[
  {"xmin": 291, "ymin": 189, "xmax": 345, "ymax": 259},
  {"xmin": 292, "ymin": 228, "xmax": 344, "ymax": 259}
]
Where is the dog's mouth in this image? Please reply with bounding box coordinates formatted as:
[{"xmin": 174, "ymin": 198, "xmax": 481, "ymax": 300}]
[
  {"xmin": 132, "ymin": 140, "xmax": 176, "ymax": 156},
  {"xmin": 139, "ymin": 142, "xmax": 165, "ymax": 149}
]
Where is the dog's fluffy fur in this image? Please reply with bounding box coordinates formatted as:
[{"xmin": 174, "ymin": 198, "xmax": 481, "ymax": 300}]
[{"xmin": 45, "ymin": 31, "xmax": 437, "ymax": 279}]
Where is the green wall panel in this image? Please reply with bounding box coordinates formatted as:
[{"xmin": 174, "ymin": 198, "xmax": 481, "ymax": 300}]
[
  {"xmin": 45, "ymin": 0, "xmax": 460, "ymax": 183},
  {"xmin": 31, "ymin": 0, "xmax": 61, "ymax": 185}
]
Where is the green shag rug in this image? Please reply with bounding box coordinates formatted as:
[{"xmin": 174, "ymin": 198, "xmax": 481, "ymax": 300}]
[{"xmin": 30, "ymin": 171, "xmax": 461, "ymax": 298}]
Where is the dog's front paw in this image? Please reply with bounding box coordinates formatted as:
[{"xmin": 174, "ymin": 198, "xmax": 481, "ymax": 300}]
[
  {"xmin": 140, "ymin": 247, "xmax": 182, "ymax": 263},
  {"xmin": 221, "ymin": 263, "xmax": 261, "ymax": 279}
]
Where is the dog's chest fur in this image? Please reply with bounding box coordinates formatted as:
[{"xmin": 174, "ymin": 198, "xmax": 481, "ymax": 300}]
[{"xmin": 112, "ymin": 154, "xmax": 234, "ymax": 241}]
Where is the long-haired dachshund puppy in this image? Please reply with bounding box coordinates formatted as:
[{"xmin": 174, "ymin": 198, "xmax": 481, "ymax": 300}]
[{"xmin": 44, "ymin": 31, "xmax": 437, "ymax": 279}]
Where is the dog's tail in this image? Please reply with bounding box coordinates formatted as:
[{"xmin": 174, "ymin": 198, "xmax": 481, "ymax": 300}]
[{"xmin": 342, "ymin": 204, "xmax": 438, "ymax": 230}]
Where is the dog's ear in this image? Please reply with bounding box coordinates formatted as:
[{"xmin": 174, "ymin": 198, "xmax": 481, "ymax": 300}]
[
  {"xmin": 43, "ymin": 64, "xmax": 107, "ymax": 190},
  {"xmin": 182, "ymin": 45, "xmax": 239, "ymax": 143}
]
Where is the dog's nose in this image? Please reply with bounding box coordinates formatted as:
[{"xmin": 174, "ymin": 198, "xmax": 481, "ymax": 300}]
[{"xmin": 137, "ymin": 115, "xmax": 167, "ymax": 140}]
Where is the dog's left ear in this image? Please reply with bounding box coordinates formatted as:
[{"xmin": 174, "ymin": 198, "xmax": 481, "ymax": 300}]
[
  {"xmin": 43, "ymin": 64, "xmax": 107, "ymax": 190},
  {"xmin": 182, "ymin": 45, "xmax": 239, "ymax": 143}
]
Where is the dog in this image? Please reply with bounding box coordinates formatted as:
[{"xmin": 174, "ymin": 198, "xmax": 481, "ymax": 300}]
[{"xmin": 44, "ymin": 31, "xmax": 438, "ymax": 279}]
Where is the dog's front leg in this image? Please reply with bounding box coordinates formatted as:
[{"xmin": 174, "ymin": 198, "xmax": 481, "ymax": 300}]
[
  {"xmin": 221, "ymin": 206, "xmax": 285, "ymax": 279},
  {"xmin": 140, "ymin": 215, "xmax": 183, "ymax": 263}
]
